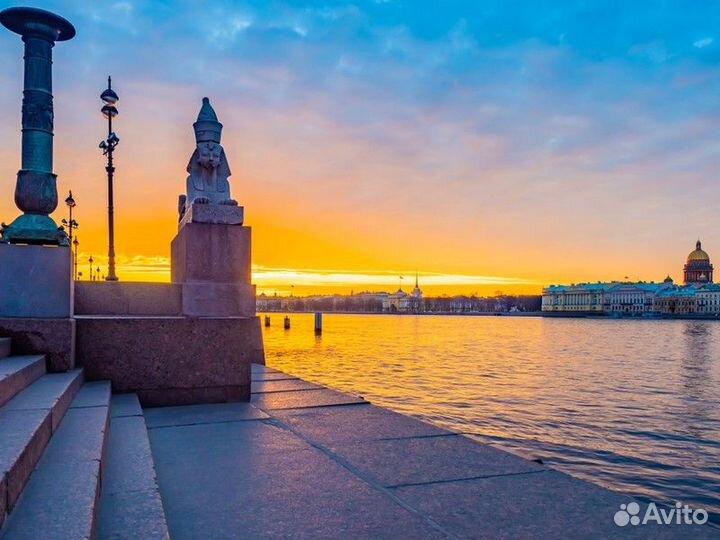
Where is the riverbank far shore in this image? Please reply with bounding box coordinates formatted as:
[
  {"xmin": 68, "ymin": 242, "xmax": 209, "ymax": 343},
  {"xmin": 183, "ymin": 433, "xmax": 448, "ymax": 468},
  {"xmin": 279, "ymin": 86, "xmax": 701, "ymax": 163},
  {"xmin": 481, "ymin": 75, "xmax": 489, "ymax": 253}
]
[{"xmin": 145, "ymin": 363, "xmax": 719, "ymax": 539}]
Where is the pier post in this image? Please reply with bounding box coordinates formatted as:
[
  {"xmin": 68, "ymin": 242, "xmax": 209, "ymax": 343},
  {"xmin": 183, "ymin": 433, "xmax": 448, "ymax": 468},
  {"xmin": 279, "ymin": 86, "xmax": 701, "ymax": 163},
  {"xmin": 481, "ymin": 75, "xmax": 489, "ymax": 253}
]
[
  {"xmin": 314, "ymin": 312, "xmax": 322, "ymax": 335},
  {"xmin": 264, "ymin": 315, "xmax": 270, "ymax": 327},
  {"xmin": 284, "ymin": 316, "xmax": 290, "ymax": 330}
]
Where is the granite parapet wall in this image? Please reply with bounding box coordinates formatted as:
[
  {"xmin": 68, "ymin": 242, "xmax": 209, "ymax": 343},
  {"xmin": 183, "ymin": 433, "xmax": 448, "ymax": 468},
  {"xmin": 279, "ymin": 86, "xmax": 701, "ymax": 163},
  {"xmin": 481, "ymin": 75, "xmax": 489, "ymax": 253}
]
[{"xmin": 76, "ymin": 316, "xmax": 264, "ymax": 407}]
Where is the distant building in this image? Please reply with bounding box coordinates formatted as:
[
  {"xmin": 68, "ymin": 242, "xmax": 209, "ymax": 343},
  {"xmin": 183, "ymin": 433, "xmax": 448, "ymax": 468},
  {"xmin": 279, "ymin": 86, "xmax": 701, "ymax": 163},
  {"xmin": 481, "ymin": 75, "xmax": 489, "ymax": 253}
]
[
  {"xmin": 696, "ymin": 284, "xmax": 720, "ymax": 314},
  {"xmin": 542, "ymin": 240, "xmax": 718, "ymax": 316},
  {"xmin": 541, "ymin": 283, "xmax": 609, "ymax": 313},
  {"xmin": 382, "ymin": 275, "xmax": 423, "ymax": 312},
  {"xmin": 654, "ymin": 286, "xmax": 698, "ymax": 315},
  {"xmin": 684, "ymin": 240, "xmax": 713, "ymax": 284}
]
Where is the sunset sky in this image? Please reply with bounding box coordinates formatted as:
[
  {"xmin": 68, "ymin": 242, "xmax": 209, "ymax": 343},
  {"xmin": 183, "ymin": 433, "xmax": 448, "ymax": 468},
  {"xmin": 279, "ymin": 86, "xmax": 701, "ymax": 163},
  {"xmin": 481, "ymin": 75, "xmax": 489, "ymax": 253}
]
[{"xmin": 1, "ymin": 0, "xmax": 720, "ymax": 295}]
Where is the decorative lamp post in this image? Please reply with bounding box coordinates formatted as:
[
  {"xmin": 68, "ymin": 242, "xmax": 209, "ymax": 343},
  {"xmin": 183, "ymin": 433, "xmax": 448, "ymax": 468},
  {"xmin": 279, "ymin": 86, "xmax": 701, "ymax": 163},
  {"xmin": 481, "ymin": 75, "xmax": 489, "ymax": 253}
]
[
  {"xmin": 99, "ymin": 76, "xmax": 119, "ymax": 281},
  {"xmin": 88, "ymin": 255, "xmax": 94, "ymax": 281},
  {"xmin": 61, "ymin": 190, "xmax": 78, "ymax": 242},
  {"xmin": 0, "ymin": 7, "xmax": 75, "ymax": 245},
  {"xmin": 72, "ymin": 236, "xmax": 79, "ymax": 280}
]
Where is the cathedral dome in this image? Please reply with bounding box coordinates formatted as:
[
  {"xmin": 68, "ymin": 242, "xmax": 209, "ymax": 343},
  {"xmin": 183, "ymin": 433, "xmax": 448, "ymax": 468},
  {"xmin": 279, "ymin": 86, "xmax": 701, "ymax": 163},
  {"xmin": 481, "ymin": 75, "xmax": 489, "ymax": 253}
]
[
  {"xmin": 684, "ymin": 239, "xmax": 714, "ymax": 285},
  {"xmin": 687, "ymin": 240, "xmax": 710, "ymax": 263}
]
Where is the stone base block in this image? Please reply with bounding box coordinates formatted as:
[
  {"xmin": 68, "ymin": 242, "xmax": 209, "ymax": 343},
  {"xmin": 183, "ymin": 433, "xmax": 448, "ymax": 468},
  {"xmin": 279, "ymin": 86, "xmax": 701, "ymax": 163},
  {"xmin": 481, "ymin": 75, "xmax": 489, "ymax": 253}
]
[
  {"xmin": 181, "ymin": 283, "xmax": 255, "ymax": 317},
  {"xmin": 74, "ymin": 282, "xmax": 182, "ymax": 316},
  {"xmin": 0, "ymin": 244, "xmax": 73, "ymax": 318},
  {"xmin": 0, "ymin": 318, "xmax": 75, "ymax": 371},
  {"xmin": 76, "ymin": 316, "xmax": 265, "ymax": 407},
  {"xmin": 171, "ymin": 223, "xmax": 251, "ymax": 284},
  {"xmin": 179, "ymin": 203, "xmax": 244, "ymax": 228}
]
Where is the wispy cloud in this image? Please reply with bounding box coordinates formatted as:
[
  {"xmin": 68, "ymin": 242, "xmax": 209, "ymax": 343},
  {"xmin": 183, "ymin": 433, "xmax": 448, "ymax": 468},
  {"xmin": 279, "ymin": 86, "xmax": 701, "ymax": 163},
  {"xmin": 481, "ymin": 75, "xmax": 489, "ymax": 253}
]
[{"xmin": 3, "ymin": 0, "xmax": 720, "ymax": 292}]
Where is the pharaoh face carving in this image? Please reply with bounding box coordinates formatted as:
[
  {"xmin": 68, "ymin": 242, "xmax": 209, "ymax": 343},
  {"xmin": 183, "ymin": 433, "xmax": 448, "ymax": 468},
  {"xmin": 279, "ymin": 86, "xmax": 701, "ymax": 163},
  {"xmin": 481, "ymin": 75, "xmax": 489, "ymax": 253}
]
[{"xmin": 197, "ymin": 141, "xmax": 222, "ymax": 171}]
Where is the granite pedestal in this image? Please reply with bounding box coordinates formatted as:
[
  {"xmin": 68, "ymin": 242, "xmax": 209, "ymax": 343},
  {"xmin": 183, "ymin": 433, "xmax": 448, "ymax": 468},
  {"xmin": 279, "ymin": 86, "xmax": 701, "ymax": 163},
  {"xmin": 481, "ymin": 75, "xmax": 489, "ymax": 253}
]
[
  {"xmin": 171, "ymin": 222, "xmax": 255, "ymax": 318},
  {"xmin": 171, "ymin": 223, "xmax": 251, "ymax": 283},
  {"xmin": 0, "ymin": 244, "xmax": 75, "ymax": 371},
  {"xmin": 76, "ymin": 316, "xmax": 264, "ymax": 407},
  {"xmin": 0, "ymin": 244, "xmax": 73, "ymax": 318}
]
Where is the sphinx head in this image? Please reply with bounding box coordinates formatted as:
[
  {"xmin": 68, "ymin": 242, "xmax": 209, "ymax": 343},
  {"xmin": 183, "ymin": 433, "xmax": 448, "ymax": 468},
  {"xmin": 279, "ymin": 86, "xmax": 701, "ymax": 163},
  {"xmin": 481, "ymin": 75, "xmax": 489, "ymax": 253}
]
[{"xmin": 197, "ymin": 141, "xmax": 222, "ymax": 170}]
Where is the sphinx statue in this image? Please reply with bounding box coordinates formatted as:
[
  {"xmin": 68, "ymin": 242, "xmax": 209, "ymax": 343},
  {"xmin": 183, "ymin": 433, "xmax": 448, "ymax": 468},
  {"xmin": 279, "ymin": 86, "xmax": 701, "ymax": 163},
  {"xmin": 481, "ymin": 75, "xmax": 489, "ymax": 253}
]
[{"xmin": 178, "ymin": 97, "xmax": 239, "ymax": 222}]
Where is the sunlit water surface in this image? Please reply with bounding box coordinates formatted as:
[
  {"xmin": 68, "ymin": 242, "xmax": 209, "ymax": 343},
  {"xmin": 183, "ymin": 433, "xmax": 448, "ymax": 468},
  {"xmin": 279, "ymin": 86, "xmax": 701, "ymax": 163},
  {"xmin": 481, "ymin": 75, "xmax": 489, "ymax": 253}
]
[{"xmin": 261, "ymin": 314, "xmax": 720, "ymax": 519}]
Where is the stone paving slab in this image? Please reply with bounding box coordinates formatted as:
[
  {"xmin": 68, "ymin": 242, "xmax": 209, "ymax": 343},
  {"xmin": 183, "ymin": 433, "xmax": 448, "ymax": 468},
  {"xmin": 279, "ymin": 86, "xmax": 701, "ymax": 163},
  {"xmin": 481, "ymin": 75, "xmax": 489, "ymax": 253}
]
[
  {"xmin": 251, "ymin": 378, "xmax": 322, "ymax": 394},
  {"xmin": 148, "ymin": 419, "xmax": 449, "ymax": 540},
  {"xmin": 251, "ymin": 388, "xmax": 367, "ymax": 410},
  {"xmin": 0, "ymin": 355, "xmax": 45, "ymax": 408},
  {"xmin": 252, "ymin": 372, "xmax": 300, "ymax": 382},
  {"xmin": 1, "ymin": 384, "xmax": 109, "ymax": 540},
  {"xmin": 40, "ymin": 406, "xmax": 109, "ymax": 464},
  {"xmin": 110, "ymin": 393, "xmax": 143, "ymax": 418},
  {"xmin": 251, "ymin": 364, "xmax": 281, "ymax": 374},
  {"xmin": 393, "ymin": 469, "xmax": 720, "ymax": 540},
  {"xmin": 326, "ymin": 434, "xmax": 545, "ymax": 488},
  {"xmin": 150, "ymin": 417, "xmax": 309, "ymax": 455},
  {"xmin": 0, "ymin": 408, "xmax": 51, "ymax": 512},
  {"xmin": 4, "ymin": 370, "xmax": 83, "ymax": 412},
  {"xmin": 4, "ymin": 370, "xmax": 83, "ymax": 431},
  {"xmin": 99, "ymin": 489, "xmax": 170, "ymax": 540},
  {"xmin": 144, "ymin": 402, "xmax": 269, "ymax": 428},
  {"xmin": 146, "ymin": 366, "xmax": 720, "ymax": 539},
  {"xmin": 103, "ymin": 416, "xmax": 163, "ymax": 496},
  {"xmin": 273, "ymin": 403, "xmax": 452, "ymax": 444},
  {"xmin": 99, "ymin": 409, "xmax": 169, "ymax": 540},
  {"xmin": 70, "ymin": 381, "xmax": 112, "ymax": 409},
  {"xmin": 1, "ymin": 458, "xmax": 101, "ymax": 540}
]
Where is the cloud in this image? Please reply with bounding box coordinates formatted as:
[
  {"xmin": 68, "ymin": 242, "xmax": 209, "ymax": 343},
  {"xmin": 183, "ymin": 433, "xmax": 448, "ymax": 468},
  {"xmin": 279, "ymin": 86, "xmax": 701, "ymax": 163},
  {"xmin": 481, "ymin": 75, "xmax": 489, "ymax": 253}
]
[
  {"xmin": 693, "ymin": 37, "xmax": 714, "ymax": 49},
  {"xmin": 3, "ymin": 0, "xmax": 720, "ymax": 291}
]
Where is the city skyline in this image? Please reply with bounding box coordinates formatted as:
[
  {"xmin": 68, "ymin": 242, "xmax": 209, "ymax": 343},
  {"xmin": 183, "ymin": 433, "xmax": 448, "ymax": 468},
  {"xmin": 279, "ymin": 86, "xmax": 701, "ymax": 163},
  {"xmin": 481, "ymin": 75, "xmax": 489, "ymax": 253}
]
[{"xmin": 2, "ymin": 0, "xmax": 720, "ymax": 295}]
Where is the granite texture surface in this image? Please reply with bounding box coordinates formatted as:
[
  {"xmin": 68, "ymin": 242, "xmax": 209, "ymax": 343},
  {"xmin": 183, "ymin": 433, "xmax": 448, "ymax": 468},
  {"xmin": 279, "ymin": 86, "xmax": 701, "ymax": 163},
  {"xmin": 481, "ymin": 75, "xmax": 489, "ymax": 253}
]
[
  {"xmin": 0, "ymin": 244, "xmax": 73, "ymax": 318},
  {"xmin": 0, "ymin": 317, "xmax": 75, "ymax": 371},
  {"xmin": 180, "ymin": 282, "xmax": 256, "ymax": 318},
  {"xmin": 76, "ymin": 316, "xmax": 264, "ymax": 407},
  {"xmin": 0, "ymin": 379, "xmax": 109, "ymax": 540},
  {"xmin": 179, "ymin": 203, "xmax": 244, "ymax": 227},
  {"xmin": 171, "ymin": 223, "xmax": 251, "ymax": 284},
  {"xmin": 74, "ymin": 282, "xmax": 182, "ymax": 316},
  {"xmin": 0, "ymin": 355, "xmax": 46, "ymax": 408},
  {"xmin": 98, "ymin": 399, "xmax": 170, "ymax": 540},
  {"xmin": 145, "ymin": 363, "xmax": 720, "ymax": 540}
]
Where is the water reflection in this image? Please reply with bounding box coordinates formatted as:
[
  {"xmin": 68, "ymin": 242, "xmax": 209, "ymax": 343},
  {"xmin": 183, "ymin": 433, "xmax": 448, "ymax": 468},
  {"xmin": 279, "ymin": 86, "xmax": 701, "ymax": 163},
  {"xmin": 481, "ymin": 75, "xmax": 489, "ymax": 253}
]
[{"xmin": 262, "ymin": 314, "xmax": 720, "ymax": 519}]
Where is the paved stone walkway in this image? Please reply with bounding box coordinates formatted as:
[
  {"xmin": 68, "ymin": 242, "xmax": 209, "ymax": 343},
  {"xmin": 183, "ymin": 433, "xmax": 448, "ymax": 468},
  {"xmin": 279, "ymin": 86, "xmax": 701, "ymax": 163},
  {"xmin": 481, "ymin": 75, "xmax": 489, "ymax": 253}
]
[{"xmin": 146, "ymin": 364, "xmax": 720, "ymax": 539}]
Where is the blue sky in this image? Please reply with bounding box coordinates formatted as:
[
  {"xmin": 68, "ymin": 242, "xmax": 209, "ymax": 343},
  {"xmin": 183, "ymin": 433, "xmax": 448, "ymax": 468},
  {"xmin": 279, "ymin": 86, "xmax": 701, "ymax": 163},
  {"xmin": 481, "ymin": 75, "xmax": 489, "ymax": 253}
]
[{"xmin": 1, "ymin": 1, "xmax": 719, "ymax": 291}]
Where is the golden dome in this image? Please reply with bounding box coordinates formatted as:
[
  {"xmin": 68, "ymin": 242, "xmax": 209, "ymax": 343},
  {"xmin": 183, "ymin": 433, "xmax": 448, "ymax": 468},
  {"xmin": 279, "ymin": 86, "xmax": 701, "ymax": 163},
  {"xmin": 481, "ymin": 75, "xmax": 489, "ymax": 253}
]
[{"xmin": 687, "ymin": 240, "xmax": 710, "ymax": 263}]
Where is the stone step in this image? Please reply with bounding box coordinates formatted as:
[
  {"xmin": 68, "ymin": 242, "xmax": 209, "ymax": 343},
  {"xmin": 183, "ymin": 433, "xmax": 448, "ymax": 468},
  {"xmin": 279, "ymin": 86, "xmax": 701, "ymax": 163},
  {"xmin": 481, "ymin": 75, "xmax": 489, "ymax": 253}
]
[
  {"xmin": 0, "ymin": 356, "xmax": 46, "ymax": 408},
  {"xmin": 0, "ymin": 339, "xmax": 10, "ymax": 359},
  {"xmin": 0, "ymin": 369, "xmax": 83, "ymax": 526},
  {"xmin": 98, "ymin": 394, "xmax": 170, "ymax": 540},
  {"xmin": 0, "ymin": 381, "xmax": 111, "ymax": 540}
]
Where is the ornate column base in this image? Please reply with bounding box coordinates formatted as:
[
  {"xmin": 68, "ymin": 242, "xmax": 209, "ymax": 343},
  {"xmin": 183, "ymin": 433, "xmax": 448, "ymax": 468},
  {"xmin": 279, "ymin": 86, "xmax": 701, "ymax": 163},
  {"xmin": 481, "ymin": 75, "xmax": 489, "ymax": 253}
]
[{"xmin": 1, "ymin": 214, "xmax": 68, "ymax": 246}]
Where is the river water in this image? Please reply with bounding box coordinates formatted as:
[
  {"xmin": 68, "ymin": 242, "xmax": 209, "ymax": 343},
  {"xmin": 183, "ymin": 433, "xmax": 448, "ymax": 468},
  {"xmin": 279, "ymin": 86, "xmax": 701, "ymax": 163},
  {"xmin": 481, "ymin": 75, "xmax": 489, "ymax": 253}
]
[{"xmin": 261, "ymin": 313, "xmax": 720, "ymax": 520}]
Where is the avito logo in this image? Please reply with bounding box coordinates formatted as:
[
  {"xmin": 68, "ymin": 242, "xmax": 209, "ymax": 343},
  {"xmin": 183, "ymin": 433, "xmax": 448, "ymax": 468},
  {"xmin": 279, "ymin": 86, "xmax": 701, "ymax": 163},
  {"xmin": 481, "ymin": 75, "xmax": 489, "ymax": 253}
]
[{"xmin": 614, "ymin": 501, "xmax": 708, "ymax": 527}]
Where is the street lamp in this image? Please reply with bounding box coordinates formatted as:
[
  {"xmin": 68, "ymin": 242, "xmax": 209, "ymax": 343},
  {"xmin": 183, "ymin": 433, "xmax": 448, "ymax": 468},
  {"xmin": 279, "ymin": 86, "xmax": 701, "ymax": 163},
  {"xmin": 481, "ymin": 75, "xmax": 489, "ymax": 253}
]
[
  {"xmin": 61, "ymin": 189, "xmax": 78, "ymax": 242},
  {"xmin": 99, "ymin": 76, "xmax": 119, "ymax": 281},
  {"xmin": 72, "ymin": 236, "xmax": 79, "ymax": 280},
  {"xmin": 88, "ymin": 255, "xmax": 94, "ymax": 281}
]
